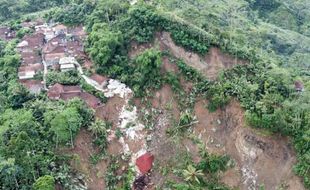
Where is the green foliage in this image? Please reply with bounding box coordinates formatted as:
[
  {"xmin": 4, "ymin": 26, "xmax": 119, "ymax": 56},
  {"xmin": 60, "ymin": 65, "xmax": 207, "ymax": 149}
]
[
  {"xmin": 170, "ymin": 30, "xmax": 209, "ymax": 54},
  {"xmin": 87, "ymin": 23, "xmax": 125, "ymax": 73},
  {"xmin": 125, "ymin": 3, "xmax": 161, "ymax": 43},
  {"xmin": 16, "ymin": 27, "xmax": 33, "ymax": 39},
  {"xmin": 130, "ymin": 48, "xmax": 163, "ymax": 96},
  {"xmin": 49, "ymin": 1, "xmax": 96, "ymax": 25},
  {"xmin": 182, "ymin": 165, "xmax": 204, "ymax": 184},
  {"xmin": 48, "ymin": 106, "xmax": 82, "ymax": 147},
  {"xmin": 33, "ymin": 175, "xmax": 55, "ymax": 190},
  {"xmin": 88, "ymin": 119, "xmax": 110, "ymax": 160},
  {"xmin": 46, "ymin": 70, "xmax": 81, "ymax": 86},
  {"xmin": 105, "ymin": 156, "xmax": 121, "ymax": 190},
  {"xmin": 167, "ymin": 110, "xmax": 196, "ymax": 136},
  {"xmin": 0, "ymin": 0, "xmax": 65, "ymax": 22},
  {"xmin": 86, "ymin": 0, "xmax": 129, "ymax": 30}
]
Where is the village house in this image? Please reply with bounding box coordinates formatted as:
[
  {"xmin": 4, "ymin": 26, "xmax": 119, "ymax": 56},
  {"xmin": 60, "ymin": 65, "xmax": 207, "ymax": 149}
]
[
  {"xmin": 18, "ymin": 63, "xmax": 43, "ymax": 80},
  {"xmin": 59, "ymin": 57, "xmax": 77, "ymax": 72},
  {"xmin": 43, "ymin": 34, "xmax": 66, "ymax": 54},
  {"xmin": 67, "ymin": 39, "xmax": 86, "ymax": 59},
  {"xmin": 35, "ymin": 24, "xmax": 55, "ymax": 41},
  {"xmin": 17, "ymin": 33, "xmax": 45, "ymax": 53},
  {"xmin": 48, "ymin": 83, "xmax": 101, "ymax": 108},
  {"xmin": 20, "ymin": 52, "xmax": 42, "ymax": 65},
  {"xmin": 19, "ymin": 79, "xmax": 43, "ymax": 94},
  {"xmin": 90, "ymin": 74, "xmax": 108, "ymax": 88},
  {"xmin": 44, "ymin": 46, "xmax": 66, "ymax": 66}
]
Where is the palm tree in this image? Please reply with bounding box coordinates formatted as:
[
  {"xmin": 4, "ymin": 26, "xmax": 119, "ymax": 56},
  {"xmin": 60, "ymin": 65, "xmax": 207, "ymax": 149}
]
[
  {"xmin": 88, "ymin": 119, "xmax": 107, "ymax": 138},
  {"xmin": 182, "ymin": 165, "xmax": 204, "ymax": 184}
]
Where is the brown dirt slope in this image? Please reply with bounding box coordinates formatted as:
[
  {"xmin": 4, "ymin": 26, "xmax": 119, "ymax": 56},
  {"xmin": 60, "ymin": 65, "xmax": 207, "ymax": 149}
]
[{"xmin": 193, "ymin": 99, "xmax": 305, "ymax": 190}]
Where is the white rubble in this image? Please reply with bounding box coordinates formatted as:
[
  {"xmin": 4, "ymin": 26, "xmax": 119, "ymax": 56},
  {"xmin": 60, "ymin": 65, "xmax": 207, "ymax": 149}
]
[{"xmin": 104, "ymin": 79, "xmax": 132, "ymax": 99}]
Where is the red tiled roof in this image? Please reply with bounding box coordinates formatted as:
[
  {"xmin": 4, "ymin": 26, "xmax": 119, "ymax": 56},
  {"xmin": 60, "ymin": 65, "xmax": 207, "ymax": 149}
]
[
  {"xmin": 80, "ymin": 92, "xmax": 101, "ymax": 108},
  {"xmin": 44, "ymin": 52, "xmax": 66, "ymax": 61},
  {"xmin": 18, "ymin": 63, "xmax": 43, "ymax": 72},
  {"xmin": 23, "ymin": 33, "xmax": 44, "ymax": 48},
  {"xmin": 20, "ymin": 52, "xmax": 42, "ymax": 65},
  {"xmin": 43, "ymin": 36, "xmax": 66, "ymax": 53},
  {"xmin": 136, "ymin": 153, "xmax": 154, "ymax": 174},
  {"xmin": 47, "ymin": 83, "xmax": 100, "ymax": 108},
  {"xmin": 19, "ymin": 79, "xmax": 43, "ymax": 94},
  {"xmin": 47, "ymin": 83, "xmax": 64, "ymax": 99},
  {"xmin": 53, "ymin": 24, "xmax": 67, "ymax": 31},
  {"xmin": 68, "ymin": 25, "xmax": 86, "ymax": 37},
  {"xmin": 63, "ymin": 85, "xmax": 81, "ymax": 93},
  {"xmin": 60, "ymin": 92, "xmax": 82, "ymax": 100},
  {"xmin": 48, "ymin": 83, "xmax": 81, "ymax": 99},
  {"xmin": 90, "ymin": 74, "xmax": 107, "ymax": 85}
]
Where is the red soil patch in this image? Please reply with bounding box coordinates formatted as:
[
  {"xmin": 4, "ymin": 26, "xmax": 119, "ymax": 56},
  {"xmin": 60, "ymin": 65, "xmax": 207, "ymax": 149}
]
[
  {"xmin": 161, "ymin": 56, "xmax": 179, "ymax": 74},
  {"xmin": 95, "ymin": 96, "xmax": 125, "ymax": 126},
  {"xmin": 137, "ymin": 84, "xmax": 182, "ymax": 188},
  {"xmin": 193, "ymin": 99, "xmax": 305, "ymax": 190},
  {"xmin": 66, "ymin": 128, "xmax": 106, "ymax": 190},
  {"xmin": 156, "ymin": 32, "xmax": 247, "ymax": 80},
  {"xmin": 128, "ymin": 41, "xmax": 153, "ymax": 59},
  {"xmin": 205, "ymin": 47, "xmax": 247, "ymax": 80}
]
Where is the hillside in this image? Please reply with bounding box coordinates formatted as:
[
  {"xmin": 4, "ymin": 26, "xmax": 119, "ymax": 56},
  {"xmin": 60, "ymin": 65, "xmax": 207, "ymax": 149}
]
[{"xmin": 0, "ymin": 0, "xmax": 309, "ymax": 190}]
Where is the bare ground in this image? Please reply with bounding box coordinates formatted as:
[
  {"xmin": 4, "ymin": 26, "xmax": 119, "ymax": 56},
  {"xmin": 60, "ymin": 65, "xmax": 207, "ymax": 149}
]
[
  {"xmin": 126, "ymin": 35, "xmax": 305, "ymax": 189},
  {"xmin": 129, "ymin": 32, "xmax": 247, "ymax": 80},
  {"xmin": 65, "ymin": 128, "xmax": 107, "ymax": 190},
  {"xmin": 193, "ymin": 99, "xmax": 305, "ymax": 190},
  {"xmin": 156, "ymin": 32, "xmax": 247, "ymax": 80},
  {"xmin": 65, "ymin": 31, "xmax": 305, "ymax": 189}
]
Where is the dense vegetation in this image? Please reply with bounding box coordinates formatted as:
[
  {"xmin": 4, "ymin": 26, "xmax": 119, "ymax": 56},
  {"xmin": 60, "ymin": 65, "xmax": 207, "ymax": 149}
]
[{"xmin": 0, "ymin": 0, "xmax": 65, "ymax": 22}]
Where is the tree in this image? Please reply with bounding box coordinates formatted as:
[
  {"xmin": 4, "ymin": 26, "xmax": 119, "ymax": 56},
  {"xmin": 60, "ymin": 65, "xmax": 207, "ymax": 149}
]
[
  {"xmin": 182, "ymin": 165, "xmax": 204, "ymax": 184},
  {"xmin": 0, "ymin": 158, "xmax": 21, "ymax": 189},
  {"xmin": 33, "ymin": 175, "xmax": 55, "ymax": 190},
  {"xmin": 7, "ymin": 80, "xmax": 31, "ymax": 108},
  {"xmin": 49, "ymin": 107, "xmax": 82, "ymax": 147},
  {"xmin": 131, "ymin": 48, "xmax": 163, "ymax": 96},
  {"xmin": 88, "ymin": 119, "xmax": 108, "ymax": 138},
  {"xmin": 87, "ymin": 23, "xmax": 124, "ymax": 69}
]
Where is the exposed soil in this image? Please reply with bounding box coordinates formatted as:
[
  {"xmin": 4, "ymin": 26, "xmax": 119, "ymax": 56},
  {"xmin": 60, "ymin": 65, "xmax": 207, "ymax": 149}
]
[
  {"xmin": 96, "ymin": 96, "xmax": 125, "ymax": 126},
  {"xmin": 66, "ymin": 30, "xmax": 305, "ymax": 190},
  {"xmin": 135, "ymin": 84, "xmax": 182, "ymax": 188},
  {"xmin": 193, "ymin": 99, "xmax": 305, "ymax": 190},
  {"xmin": 130, "ymin": 32, "xmax": 246, "ymax": 80},
  {"xmin": 127, "ymin": 37, "xmax": 305, "ymax": 189},
  {"xmin": 156, "ymin": 32, "xmax": 247, "ymax": 80},
  {"xmin": 205, "ymin": 47, "xmax": 247, "ymax": 80},
  {"xmin": 65, "ymin": 128, "xmax": 107, "ymax": 190},
  {"xmin": 128, "ymin": 41, "xmax": 154, "ymax": 59}
]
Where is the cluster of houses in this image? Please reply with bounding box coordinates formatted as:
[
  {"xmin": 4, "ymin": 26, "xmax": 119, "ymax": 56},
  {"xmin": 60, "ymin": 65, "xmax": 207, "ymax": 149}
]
[
  {"xmin": 8, "ymin": 20, "xmax": 104, "ymax": 109},
  {"xmin": 16, "ymin": 22, "xmax": 87, "ymax": 81}
]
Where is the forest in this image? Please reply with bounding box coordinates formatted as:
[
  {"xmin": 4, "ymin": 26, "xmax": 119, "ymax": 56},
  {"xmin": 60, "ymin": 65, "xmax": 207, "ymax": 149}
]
[{"xmin": 0, "ymin": 0, "xmax": 309, "ymax": 189}]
